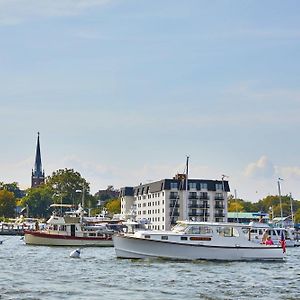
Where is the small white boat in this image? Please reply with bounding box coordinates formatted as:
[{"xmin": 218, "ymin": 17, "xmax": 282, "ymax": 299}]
[
  {"xmin": 24, "ymin": 204, "xmax": 114, "ymax": 247},
  {"xmin": 113, "ymin": 221, "xmax": 285, "ymax": 261}
]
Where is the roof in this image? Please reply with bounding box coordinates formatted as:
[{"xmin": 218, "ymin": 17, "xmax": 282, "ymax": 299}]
[{"xmin": 228, "ymin": 212, "xmax": 269, "ymax": 219}]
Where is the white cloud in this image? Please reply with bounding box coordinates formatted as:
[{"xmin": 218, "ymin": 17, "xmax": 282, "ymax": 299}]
[
  {"xmin": 244, "ymin": 156, "xmax": 276, "ymax": 179},
  {"xmin": 0, "ymin": 0, "xmax": 111, "ymax": 25},
  {"xmin": 279, "ymin": 166, "xmax": 300, "ymax": 180}
]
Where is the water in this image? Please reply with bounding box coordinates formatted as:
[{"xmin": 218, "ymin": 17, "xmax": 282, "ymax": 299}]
[{"xmin": 1, "ymin": 236, "xmax": 299, "ymax": 300}]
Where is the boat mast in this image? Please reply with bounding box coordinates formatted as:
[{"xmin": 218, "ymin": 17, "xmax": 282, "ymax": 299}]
[
  {"xmin": 290, "ymin": 193, "xmax": 294, "ymax": 226},
  {"xmin": 185, "ymin": 156, "xmax": 189, "ymax": 221}
]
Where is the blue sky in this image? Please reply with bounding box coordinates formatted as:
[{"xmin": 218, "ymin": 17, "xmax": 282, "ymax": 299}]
[{"xmin": 1, "ymin": 0, "xmax": 300, "ymax": 202}]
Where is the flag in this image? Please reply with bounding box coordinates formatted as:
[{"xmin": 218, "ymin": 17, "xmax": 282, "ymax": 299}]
[{"xmin": 280, "ymin": 230, "xmax": 286, "ymax": 253}]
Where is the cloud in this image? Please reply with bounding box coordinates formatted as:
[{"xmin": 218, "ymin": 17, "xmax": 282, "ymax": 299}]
[
  {"xmin": 244, "ymin": 156, "xmax": 276, "ymax": 179},
  {"xmin": 0, "ymin": 0, "xmax": 111, "ymax": 25},
  {"xmin": 279, "ymin": 166, "xmax": 300, "ymax": 180}
]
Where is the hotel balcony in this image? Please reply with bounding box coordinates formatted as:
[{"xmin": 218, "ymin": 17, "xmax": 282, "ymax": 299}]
[
  {"xmin": 214, "ymin": 212, "xmax": 225, "ymax": 217},
  {"xmin": 170, "ymin": 211, "xmax": 180, "ymax": 217},
  {"xmin": 188, "ymin": 211, "xmax": 210, "ymax": 217},
  {"xmin": 214, "ymin": 196, "xmax": 224, "ymax": 200},
  {"xmin": 169, "ymin": 202, "xmax": 180, "ymax": 208},
  {"xmin": 214, "ymin": 204, "xmax": 225, "ymax": 209}
]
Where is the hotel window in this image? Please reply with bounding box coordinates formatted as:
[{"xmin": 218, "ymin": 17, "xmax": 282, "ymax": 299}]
[
  {"xmin": 200, "ymin": 183, "xmax": 208, "ymax": 190},
  {"xmin": 170, "ymin": 182, "xmax": 178, "ymax": 189},
  {"xmin": 189, "ymin": 182, "xmax": 197, "ymax": 189},
  {"xmin": 216, "ymin": 183, "xmax": 223, "ymax": 191}
]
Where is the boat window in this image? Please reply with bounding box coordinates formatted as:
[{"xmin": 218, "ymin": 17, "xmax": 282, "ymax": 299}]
[
  {"xmin": 217, "ymin": 227, "xmax": 239, "ymax": 237},
  {"xmin": 186, "ymin": 226, "xmax": 212, "ymax": 235},
  {"xmin": 144, "ymin": 235, "xmax": 151, "ymax": 239},
  {"xmin": 89, "ymin": 233, "xmax": 96, "ymax": 237},
  {"xmin": 181, "ymin": 236, "xmax": 188, "ymax": 240},
  {"xmin": 161, "ymin": 236, "xmax": 168, "ymax": 240}
]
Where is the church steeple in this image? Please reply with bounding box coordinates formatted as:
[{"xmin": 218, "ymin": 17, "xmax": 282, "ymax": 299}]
[{"xmin": 31, "ymin": 132, "xmax": 45, "ymax": 188}]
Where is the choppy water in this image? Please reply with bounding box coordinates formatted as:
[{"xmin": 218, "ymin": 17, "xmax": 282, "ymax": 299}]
[{"xmin": 0, "ymin": 236, "xmax": 299, "ymax": 300}]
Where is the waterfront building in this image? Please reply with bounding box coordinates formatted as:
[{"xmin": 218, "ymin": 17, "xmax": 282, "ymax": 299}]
[
  {"xmin": 120, "ymin": 174, "xmax": 230, "ymax": 230},
  {"xmin": 227, "ymin": 212, "xmax": 269, "ymax": 224},
  {"xmin": 31, "ymin": 132, "xmax": 45, "ymax": 188}
]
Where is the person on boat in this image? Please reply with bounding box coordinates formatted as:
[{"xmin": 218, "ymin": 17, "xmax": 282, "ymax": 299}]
[{"xmin": 265, "ymin": 236, "xmax": 274, "ymax": 245}]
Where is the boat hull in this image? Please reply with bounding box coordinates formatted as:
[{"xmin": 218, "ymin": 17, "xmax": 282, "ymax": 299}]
[
  {"xmin": 113, "ymin": 235, "xmax": 284, "ymax": 261},
  {"xmin": 24, "ymin": 231, "xmax": 113, "ymax": 247}
]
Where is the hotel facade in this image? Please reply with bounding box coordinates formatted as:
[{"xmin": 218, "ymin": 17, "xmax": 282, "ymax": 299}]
[{"xmin": 120, "ymin": 175, "xmax": 230, "ymax": 230}]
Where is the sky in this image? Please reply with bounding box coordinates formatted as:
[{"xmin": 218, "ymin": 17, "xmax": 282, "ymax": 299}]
[{"xmin": 1, "ymin": 0, "xmax": 300, "ymax": 202}]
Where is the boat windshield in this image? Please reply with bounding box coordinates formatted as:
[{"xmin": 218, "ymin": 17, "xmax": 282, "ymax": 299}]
[
  {"xmin": 185, "ymin": 225, "xmax": 213, "ymax": 235},
  {"xmin": 172, "ymin": 223, "xmax": 188, "ymax": 233}
]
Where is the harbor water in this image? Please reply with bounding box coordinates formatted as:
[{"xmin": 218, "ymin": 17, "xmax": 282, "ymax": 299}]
[{"xmin": 1, "ymin": 236, "xmax": 299, "ymax": 300}]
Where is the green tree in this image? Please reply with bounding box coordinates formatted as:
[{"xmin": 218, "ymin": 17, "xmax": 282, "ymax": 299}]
[
  {"xmin": 0, "ymin": 182, "xmax": 24, "ymax": 198},
  {"xmin": 294, "ymin": 209, "xmax": 300, "ymax": 224},
  {"xmin": 20, "ymin": 186, "xmax": 53, "ymax": 218},
  {"xmin": 105, "ymin": 198, "xmax": 121, "ymax": 214},
  {"xmin": 0, "ymin": 190, "xmax": 16, "ymax": 217},
  {"xmin": 45, "ymin": 168, "xmax": 90, "ymax": 206}
]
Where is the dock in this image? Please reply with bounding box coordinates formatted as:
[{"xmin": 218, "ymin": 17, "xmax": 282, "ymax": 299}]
[{"xmin": 0, "ymin": 223, "xmax": 25, "ymax": 236}]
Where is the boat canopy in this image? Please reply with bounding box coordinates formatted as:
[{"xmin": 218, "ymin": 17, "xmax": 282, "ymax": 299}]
[{"xmin": 50, "ymin": 204, "xmax": 74, "ymax": 208}]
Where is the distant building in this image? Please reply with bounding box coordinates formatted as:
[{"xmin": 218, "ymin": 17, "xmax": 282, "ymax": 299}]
[
  {"xmin": 227, "ymin": 212, "xmax": 269, "ymax": 224},
  {"xmin": 120, "ymin": 175, "xmax": 230, "ymax": 230},
  {"xmin": 31, "ymin": 132, "xmax": 45, "ymax": 188}
]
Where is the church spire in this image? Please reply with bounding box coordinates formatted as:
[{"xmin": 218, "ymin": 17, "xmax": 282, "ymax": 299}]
[{"xmin": 31, "ymin": 132, "xmax": 45, "ymax": 188}]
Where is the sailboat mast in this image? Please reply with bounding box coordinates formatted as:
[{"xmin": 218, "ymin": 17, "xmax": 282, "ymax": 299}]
[{"xmin": 290, "ymin": 193, "xmax": 294, "ymax": 225}]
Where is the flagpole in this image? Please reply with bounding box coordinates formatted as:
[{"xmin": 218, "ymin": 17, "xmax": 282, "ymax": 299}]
[{"xmin": 277, "ymin": 178, "xmax": 283, "ymax": 228}]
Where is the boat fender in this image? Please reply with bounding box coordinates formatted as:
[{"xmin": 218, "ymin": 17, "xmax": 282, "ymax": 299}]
[{"xmin": 70, "ymin": 249, "xmax": 81, "ymax": 258}]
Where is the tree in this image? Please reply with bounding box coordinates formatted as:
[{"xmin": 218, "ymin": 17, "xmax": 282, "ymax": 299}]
[
  {"xmin": 20, "ymin": 186, "xmax": 53, "ymax": 218},
  {"xmin": 0, "ymin": 182, "xmax": 24, "ymax": 198},
  {"xmin": 105, "ymin": 198, "xmax": 121, "ymax": 215},
  {"xmin": 228, "ymin": 201, "xmax": 244, "ymax": 212},
  {"xmin": 0, "ymin": 190, "xmax": 16, "ymax": 217},
  {"xmin": 45, "ymin": 168, "xmax": 90, "ymax": 206},
  {"xmin": 294, "ymin": 209, "xmax": 300, "ymax": 224}
]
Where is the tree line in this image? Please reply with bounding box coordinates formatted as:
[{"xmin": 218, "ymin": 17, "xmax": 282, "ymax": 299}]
[
  {"xmin": 0, "ymin": 168, "xmax": 120, "ymax": 220},
  {"xmin": 228, "ymin": 194, "xmax": 300, "ymax": 222}
]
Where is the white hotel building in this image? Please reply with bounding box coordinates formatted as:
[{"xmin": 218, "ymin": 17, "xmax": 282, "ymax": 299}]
[{"xmin": 120, "ymin": 174, "xmax": 230, "ymax": 230}]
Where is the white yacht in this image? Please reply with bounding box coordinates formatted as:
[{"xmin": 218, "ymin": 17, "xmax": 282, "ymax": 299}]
[
  {"xmin": 24, "ymin": 204, "xmax": 114, "ymax": 247},
  {"xmin": 113, "ymin": 221, "xmax": 285, "ymax": 261}
]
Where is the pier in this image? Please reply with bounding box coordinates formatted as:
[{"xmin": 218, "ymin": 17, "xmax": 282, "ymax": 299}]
[{"xmin": 0, "ymin": 223, "xmax": 25, "ymax": 236}]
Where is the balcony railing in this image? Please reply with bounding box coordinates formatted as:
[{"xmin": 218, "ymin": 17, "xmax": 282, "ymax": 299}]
[
  {"xmin": 215, "ymin": 204, "xmax": 224, "ymax": 209},
  {"xmin": 188, "ymin": 211, "xmax": 210, "ymax": 217},
  {"xmin": 199, "ymin": 195, "xmax": 209, "ymax": 200},
  {"xmin": 214, "ymin": 212, "xmax": 225, "ymax": 217},
  {"xmin": 188, "ymin": 195, "xmax": 198, "ymax": 200},
  {"xmin": 214, "ymin": 196, "xmax": 224, "ymax": 200},
  {"xmin": 170, "ymin": 202, "xmax": 180, "ymax": 208},
  {"xmin": 169, "ymin": 194, "xmax": 179, "ymax": 199},
  {"xmin": 170, "ymin": 211, "xmax": 179, "ymax": 216}
]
